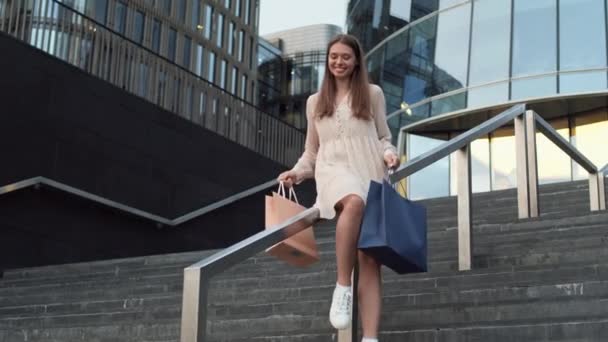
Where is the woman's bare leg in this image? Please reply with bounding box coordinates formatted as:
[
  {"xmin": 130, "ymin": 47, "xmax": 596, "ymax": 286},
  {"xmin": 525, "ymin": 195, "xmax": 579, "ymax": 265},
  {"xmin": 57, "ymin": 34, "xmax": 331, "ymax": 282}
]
[
  {"xmin": 358, "ymin": 250, "xmax": 382, "ymax": 338},
  {"xmin": 334, "ymin": 194, "xmax": 365, "ymax": 286}
]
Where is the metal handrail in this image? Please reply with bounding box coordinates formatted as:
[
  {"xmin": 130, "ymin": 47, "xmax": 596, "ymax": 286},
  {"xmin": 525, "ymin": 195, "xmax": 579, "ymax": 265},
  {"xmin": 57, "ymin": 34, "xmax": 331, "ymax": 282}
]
[
  {"xmin": 0, "ymin": 176, "xmax": 278, "ymax": 226},
  {"xmin": 534, "ymin": 115, "xmax": 597, "ymax": 173},
  {"xmin": 180, "ymin": 207, "xmax": 320, "ymax": 342},
  {"xmin": 389, "ymin": 104, "xmax": 526, "ymax": 183}
]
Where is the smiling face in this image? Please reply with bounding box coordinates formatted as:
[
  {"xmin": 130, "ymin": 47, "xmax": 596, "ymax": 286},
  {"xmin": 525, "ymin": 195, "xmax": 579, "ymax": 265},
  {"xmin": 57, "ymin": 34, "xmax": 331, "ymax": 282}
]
[{"xmin": 328, "ymin": 42, "xmax": 357, "ymax": 81}]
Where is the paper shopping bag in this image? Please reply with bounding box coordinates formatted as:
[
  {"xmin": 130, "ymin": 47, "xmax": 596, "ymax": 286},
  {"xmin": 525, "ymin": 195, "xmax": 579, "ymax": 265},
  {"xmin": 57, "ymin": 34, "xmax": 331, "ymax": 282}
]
[{"xmin": 265, "ymin": 184, "xmax": 319, "ymax": 267}]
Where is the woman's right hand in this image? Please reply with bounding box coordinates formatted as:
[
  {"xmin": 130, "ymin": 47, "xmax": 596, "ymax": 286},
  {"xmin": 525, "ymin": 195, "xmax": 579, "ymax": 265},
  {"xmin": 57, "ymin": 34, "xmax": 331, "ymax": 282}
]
[{"xmin": 277, "ymin": 170, "xmax": 298, "ymax": 188}]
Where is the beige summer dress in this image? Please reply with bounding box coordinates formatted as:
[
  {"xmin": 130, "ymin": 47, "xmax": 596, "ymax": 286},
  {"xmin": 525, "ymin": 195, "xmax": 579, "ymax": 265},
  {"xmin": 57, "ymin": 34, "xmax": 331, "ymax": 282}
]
[{"xmin": 291, "ymin": 84, "xmax": 398, "ymax": 219}]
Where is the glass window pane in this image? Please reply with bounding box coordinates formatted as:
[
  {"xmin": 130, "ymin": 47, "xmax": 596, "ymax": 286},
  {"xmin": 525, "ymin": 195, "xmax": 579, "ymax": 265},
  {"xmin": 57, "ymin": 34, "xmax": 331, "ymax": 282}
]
[
  {"xmin": 220, "ymin": 59, "xmax": 227, "ymax": 88},
  {"xmin": 114, "ymin": 1, "xmax": 127, "ymax": 34},
  {"xmin": 572, "ymin": 110, "xmax": 608, "ymax": 179},
  {"xmin": 468, "ymin": 82, "xmax": 509, "ymax": 108},
  {"xmin": 245, "ymin": 0, "xmax": 250, "ymax": 24},
  {"xmin": 217, "ymin": 14, "xmax": 224, "ymax": 47},
  {"xmin": 228, "ymin": 21, "xmax": 235, "ymax": 55},
  {"xmin": 191, "ymin": 0, "xmax": 201, "ymax": 30},
  {"xmin": 491, "ymin": 128, "xmax": 516, "ymax": 190},
  {"xmin": 133, "ymin": 10, "xmax": 145, "ymax": 44},
  {"xmin": 178, "ymin": 0, "xmax": 186, "ymax": 21},
  {"xmin": 236, "ymin": 0, "xmax": 241, "ymax": 17},
  {"xmin": 390, "ymin": 0, "xmax": 411, "ymax": 22},
  {"xmin": 208, "ymin": 52, "xmax": 216, "ymax": 83},
  {"xmin": 152, "ymin": 19, "xmax": 161, "ymax": 53},
  {"xmin": 403, "ymin": 17, "xmax": 437, "ymax": 104},
  {"xmin": 168, "ymin": 28, "xmax": 177, "ymax": 62},
  {"xmin": 231, "ymin": 66, "xmax": 238, "ymax": 94},
  {"xmin": 408, "ymin": 134, "xmax": 450, "ymax": 200},
  {"xmin": 434, "ymin": 2, "xmax": 470, "ymax": 93},
  {"xmin": 195, "ymin": 44, "xmax": 204, "ymax": 76},
  {"xmin": 383, "ymin": 31, "xmax": 407, "ymax": 113},
  {"xmin": 241, "ymin": 74, "xmax": 247, "ymax": 98},
  {"xmin": 183, "ymin": 35, "xmax": 192, "ymax": 68},
  {"xmin": 559, "ymin": 0, "xmax": 606, "ymax": 71},
  {"xmin": 469, "ymin": 0, "xmax": 511, "ymax": 85},
  {"xmin": 440, "ymin": 0, "xmax": 466, "ymax": 9},
  {"xmin": 537, "ymin": 118, "xmax": 572, "ymax": 184},
  {"xmin": 93, "ymin": 0, "xmax": 108, "ymax": 24},
  {"xmin": 560, "ymin": 71, "xmax": 607, "ymax": 94},
  {"xmin": 204, "ymin": 5, "xmax": 213, "ymax": 39},
  {"xmin": 238, "ymin": 30, "xmax": 245, "ymax": 61},
  {"xmin": 512, "ymin": 0, "xmax": 557, "ymax": 76},
  {"xmin": 431, "ymin": 92, "xmax": 466, "ymax": 116},
  {"xmin": 511, "ymin": 75, "xmax": 557, "ymax": 100}
]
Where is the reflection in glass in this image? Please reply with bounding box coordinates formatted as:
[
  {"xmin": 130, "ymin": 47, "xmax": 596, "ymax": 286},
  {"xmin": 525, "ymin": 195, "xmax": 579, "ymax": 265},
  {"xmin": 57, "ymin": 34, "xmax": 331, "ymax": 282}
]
[
  {"xmin": 434, "ymin": 2, "xmax": 470, "ymax": 93},
  {"xmin": 383, "ymin": 30, "xmax": 408, "ymax": 113},
  {"xmin": 560, "ymin": 71, "xmax": 608, "ymax": 94},
  {"xmin": 512, "ymin": 0, "xmax": 556, "ymax": 76},
  {"xmin": 390, "ymin": 0, "xmax": 411, "ymax": 22},
  {"xmin": 511, "ymin": 75, "xmax": 556, "ymax": 100},
  {"xmin": 468, "ymin": 82, "xmax": 508, "ymax": 108},
  {"xmin": 408, "ymin": 134, "xmax": 450, "ymax": 200},
  {"xmin": 559, "ymin": 0, "xmax": 606, "ymax": 71},
  {"xmin": 572, "ymin": 110, "xmax": 608, "ymax": 179},
  {"xmin": 403, "ymin": 17, "xmax": 436, "ymax": 105},
  {"xmin": 491, "ymin": 127, "xmax": 517, "ymax": 190},
  {"xmin": 469, "ymin": 0, "xmax": 511, "ymax": 85},
  {"xmin": 537, "ymin": 118, "xmax": 571, "ymax": 184}
]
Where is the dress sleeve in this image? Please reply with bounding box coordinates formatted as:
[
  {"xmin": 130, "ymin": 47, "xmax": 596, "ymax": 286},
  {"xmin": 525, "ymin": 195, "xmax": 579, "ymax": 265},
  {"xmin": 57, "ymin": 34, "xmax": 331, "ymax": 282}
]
[
  {"xmin": 291, "ymin": 95, "xmax": 319, "ymax": 183},
  {"xmin": 371, "ymin": 85, "xmax": 398, "ymax": 157}
]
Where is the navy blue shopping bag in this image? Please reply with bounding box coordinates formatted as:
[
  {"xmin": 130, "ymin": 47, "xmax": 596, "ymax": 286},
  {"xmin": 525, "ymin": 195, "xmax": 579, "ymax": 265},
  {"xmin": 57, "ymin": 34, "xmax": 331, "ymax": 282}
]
[{"xmin": 358, "ymin": 179, "xmax": 428, "ymax": 274}]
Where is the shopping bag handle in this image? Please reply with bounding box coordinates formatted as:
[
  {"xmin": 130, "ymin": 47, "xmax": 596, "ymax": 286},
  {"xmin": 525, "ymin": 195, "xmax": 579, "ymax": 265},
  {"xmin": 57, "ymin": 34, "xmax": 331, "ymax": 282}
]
[{"xmin": 277, "ymin": 181, "xmax": 300, "ymax": 204}]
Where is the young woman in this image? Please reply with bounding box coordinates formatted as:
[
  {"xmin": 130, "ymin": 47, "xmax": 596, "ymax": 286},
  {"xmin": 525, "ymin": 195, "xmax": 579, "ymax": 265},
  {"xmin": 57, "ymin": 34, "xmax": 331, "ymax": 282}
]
[{"xmin": 277, "ymin": 34, "xmax": 399, "ymax": 342}]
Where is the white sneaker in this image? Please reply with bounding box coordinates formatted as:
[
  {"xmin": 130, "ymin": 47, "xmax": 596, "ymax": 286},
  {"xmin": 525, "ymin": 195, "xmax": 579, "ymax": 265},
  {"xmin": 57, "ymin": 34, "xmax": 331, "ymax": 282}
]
[{"xmin": 329, "ymin": 284, "xmax": 352, "ymax": 330}]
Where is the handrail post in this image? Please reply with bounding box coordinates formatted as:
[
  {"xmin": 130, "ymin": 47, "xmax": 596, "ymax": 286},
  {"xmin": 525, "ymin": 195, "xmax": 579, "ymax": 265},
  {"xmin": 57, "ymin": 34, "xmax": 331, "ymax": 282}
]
[
  {"xmin": 456, "ymin": 144, "xmax": 472, "ymax": 271},
  {"xmin": 525, "ymin": 110, "xmax": 539, "ymax": 217},
  {"xmin": 600, "ymin": 170, "xmax": 606, "ymax": 210},
  {"xmin": 180, "ymin": 267, "xmax": 210, "ymax": 342},
  {"xmin": 515, "ymin": 110, "xmax": 538, "ymax": 219},
  {"xmin": 589, "ymin": 172, "xmax": 604, "ymax": 211}
]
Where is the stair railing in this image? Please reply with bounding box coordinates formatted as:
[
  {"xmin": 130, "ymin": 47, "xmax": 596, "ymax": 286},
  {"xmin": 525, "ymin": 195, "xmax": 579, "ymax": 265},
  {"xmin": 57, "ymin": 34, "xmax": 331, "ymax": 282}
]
[
  {"xmin": 0, "ymin": 176, "xmax": 278, "ymax": 226},
  {"xmin": 179, "ymin": 103, "xmax": 607, "ymax": 342},
  {"xmin": 179, "ymin": 207, "xmax": 320, "ymax": 342},
  {"xmin": 388, "ymin": 104, "xmax": 605, "ymax": 272}
]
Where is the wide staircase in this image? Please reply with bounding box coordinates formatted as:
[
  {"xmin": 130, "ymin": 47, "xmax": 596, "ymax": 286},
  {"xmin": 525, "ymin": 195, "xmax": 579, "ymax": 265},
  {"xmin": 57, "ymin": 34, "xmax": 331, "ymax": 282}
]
[{"xmin": 1, "ymin": 180, "xmax": 607, "ymax": 341}]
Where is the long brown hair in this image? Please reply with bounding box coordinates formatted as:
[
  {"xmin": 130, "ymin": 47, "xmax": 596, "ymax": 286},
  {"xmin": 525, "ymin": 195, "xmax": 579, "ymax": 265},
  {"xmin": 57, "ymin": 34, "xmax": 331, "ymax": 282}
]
[{"xmin": 316, "ymin": 34, "xmax": 371, "ymax": 120}]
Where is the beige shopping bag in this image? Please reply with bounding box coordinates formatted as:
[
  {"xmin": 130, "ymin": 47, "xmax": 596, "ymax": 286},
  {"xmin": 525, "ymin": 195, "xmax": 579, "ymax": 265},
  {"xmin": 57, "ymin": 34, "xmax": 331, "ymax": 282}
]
[{"xmin": 265, "ymin": 183, "xmax": 319, "ymax": 267}]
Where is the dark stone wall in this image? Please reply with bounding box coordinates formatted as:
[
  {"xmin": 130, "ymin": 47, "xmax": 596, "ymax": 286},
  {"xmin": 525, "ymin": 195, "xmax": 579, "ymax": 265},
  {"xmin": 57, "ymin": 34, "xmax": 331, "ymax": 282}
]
[{"xmin": 0, "ymin": 32, "xmax": 316, "ymax": 271}]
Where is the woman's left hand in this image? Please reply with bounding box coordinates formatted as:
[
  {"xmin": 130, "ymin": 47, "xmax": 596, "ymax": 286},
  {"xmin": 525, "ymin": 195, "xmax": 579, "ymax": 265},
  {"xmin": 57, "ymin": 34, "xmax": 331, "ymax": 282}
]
[{"xmin": 384, "ymin": 152, "xmax": 400, "ymax": 169}]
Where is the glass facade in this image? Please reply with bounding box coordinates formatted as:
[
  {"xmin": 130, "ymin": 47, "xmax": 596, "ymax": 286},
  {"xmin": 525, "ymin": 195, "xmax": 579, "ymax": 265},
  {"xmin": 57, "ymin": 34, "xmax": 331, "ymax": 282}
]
[{"xmin": 351, "ymin": 0, "xmax": 608, "ymax": 199}]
